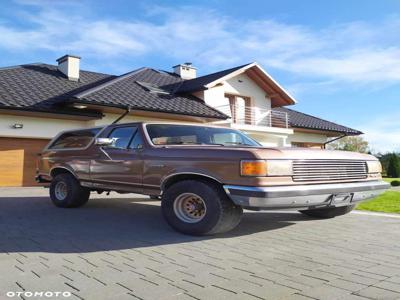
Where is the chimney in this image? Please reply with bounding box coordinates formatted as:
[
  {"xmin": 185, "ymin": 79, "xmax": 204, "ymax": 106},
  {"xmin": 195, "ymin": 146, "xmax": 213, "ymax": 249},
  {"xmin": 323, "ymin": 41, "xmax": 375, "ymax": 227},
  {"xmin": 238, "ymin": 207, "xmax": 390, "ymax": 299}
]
[
  {"xmin": 56, "ymin": 54, "xmax": 81, "ymax": 81},
  {"xmin": 173, "ymin": 62, "xmax": 197, "ymax": 79}
]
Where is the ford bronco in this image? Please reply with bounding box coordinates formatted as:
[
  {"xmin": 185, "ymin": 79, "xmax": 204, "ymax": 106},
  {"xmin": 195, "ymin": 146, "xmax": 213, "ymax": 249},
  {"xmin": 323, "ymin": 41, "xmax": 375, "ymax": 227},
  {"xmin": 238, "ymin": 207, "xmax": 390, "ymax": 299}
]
[{"xmin": 36, "ymin": 122, "xmax": 389, "ymax": 235}]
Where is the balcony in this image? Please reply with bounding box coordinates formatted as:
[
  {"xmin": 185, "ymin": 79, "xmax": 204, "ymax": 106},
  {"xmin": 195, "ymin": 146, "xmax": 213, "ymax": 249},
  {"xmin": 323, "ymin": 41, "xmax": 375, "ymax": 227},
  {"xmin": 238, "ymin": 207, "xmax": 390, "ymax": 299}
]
[{"xmin": 215, "ymin": 105, "xmax": 289, "ymax": 129}]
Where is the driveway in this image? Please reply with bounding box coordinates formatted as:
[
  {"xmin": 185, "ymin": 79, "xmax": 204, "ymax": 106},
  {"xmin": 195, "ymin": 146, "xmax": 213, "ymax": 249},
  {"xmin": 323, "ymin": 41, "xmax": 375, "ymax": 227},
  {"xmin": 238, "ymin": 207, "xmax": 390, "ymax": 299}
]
[{"xmin": 0, "ymin": 188, "xmax": 400, "ymax": 300}]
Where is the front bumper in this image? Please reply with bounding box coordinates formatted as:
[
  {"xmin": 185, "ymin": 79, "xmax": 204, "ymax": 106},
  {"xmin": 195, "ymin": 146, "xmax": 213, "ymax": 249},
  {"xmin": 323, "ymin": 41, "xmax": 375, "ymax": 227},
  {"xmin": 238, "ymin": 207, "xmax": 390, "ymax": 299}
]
[{"xmin": 224, "ymin": 180, "xmax": 390, "ymax": 210}]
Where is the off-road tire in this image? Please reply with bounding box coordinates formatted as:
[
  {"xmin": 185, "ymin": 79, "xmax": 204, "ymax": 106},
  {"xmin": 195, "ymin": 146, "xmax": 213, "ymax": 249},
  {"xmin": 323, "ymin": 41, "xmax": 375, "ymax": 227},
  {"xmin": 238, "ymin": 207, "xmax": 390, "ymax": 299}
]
[
  {"xmin": 50, "ymin": 173, "xmax": 90, "ymax": 208},
  {"xmin": 161, "ymin": 180, "xmax": 243, "ymax": 235},
  {"xmin": 299, "ymin": 204, "xmax": 356, "ymax": 218}
]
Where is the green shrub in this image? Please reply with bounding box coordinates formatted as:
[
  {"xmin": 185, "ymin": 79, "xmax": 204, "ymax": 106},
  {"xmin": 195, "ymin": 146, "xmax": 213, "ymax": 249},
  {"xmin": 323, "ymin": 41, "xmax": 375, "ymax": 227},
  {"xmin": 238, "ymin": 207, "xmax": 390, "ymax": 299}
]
[
  {"xmin": 387, "ymin": 154, "xmax": 400, "ymax": 178},
  {"xmin": 391, "ymin": 180, "xmax": 400, "ymax": 187}
]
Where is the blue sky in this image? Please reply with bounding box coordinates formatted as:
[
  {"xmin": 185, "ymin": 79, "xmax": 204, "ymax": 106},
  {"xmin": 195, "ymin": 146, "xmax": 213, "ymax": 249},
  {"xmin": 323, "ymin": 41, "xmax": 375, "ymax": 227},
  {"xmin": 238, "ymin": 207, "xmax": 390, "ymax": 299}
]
[{"xmin": 0, "ymin": 0, "xmax": 399, "ymax": 152}]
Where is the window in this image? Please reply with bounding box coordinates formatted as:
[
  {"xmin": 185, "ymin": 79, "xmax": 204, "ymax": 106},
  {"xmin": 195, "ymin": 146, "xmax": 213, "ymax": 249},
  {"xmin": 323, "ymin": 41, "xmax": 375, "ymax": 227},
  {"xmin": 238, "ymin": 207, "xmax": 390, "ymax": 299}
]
[
  {"xmin": 108, "ymin": 127, "xmax": 137, "ymax": 149},
  {"xmin": 146, "ymin": 124, "xmax": 260, "ymax": 147},
  {"xmin": 225, "ymin": 94, "xmax": 252, "ymax": 125},
  {"xmin": 129, "ymin": 131, "xmax": 144, "ymax": 149},
  {"xmin": 49, "ymin": 128, "xmax": 101, "ymax": 149}
]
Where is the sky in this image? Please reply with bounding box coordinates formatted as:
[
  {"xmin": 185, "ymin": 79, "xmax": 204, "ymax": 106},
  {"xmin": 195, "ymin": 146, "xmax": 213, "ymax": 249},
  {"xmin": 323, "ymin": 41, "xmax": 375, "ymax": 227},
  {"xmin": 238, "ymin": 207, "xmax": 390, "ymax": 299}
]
[{"xmin": 0, "ymin": 0, "xmax": 399, "ymax": 153}]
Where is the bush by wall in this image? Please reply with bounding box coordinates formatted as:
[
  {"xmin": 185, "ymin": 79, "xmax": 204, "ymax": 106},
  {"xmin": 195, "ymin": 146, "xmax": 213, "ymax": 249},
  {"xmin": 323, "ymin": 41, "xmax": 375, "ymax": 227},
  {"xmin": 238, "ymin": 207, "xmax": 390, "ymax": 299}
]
[
  {"xmin": 391, "ymin": 180, "xmax": 400, "ymax": 187},
  {"xmin": 387, "ymin": 154, "xmax": 400, "ymax": 178}
]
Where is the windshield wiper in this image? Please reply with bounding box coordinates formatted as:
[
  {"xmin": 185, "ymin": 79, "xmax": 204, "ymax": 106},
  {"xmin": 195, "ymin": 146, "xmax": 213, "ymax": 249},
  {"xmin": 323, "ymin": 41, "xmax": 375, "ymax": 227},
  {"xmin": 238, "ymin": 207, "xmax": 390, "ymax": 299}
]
[
  {"xmin": 167, "ymin": 142, "xmax": 225, "ymax": 146},
  {"xmin": 222, "ymin": 142, "xmax": 257, "ymax": 147}
]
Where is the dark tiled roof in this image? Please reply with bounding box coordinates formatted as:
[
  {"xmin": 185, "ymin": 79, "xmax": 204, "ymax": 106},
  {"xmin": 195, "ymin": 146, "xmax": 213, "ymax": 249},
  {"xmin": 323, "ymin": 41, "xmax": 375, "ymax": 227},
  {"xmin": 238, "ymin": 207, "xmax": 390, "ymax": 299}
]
[
  {"xmin": 0, "ymin": 63, "xmax": 114, "ymax": 112},
  {"xmin": 274, "ymin": 107, "xmax": 362, "ymax": 135},
  {"xmin": 0, "ymin": 63, "xmax": 226, "ymax": 119},
  {"xmin": 74, "ymin": 68, "xmax": 227, "ymax": 119},
  {"xmin": 167, "ymin": 63, "xmax": 252, "ymax": 94}
]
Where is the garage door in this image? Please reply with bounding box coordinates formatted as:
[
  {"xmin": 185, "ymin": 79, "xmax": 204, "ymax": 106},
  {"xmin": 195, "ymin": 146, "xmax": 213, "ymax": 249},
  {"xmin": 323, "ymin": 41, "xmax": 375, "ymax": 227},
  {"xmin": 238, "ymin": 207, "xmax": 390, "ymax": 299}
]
[{"xmin": 0, "ymin": 138, "xmax": 50, "ymax": 187}]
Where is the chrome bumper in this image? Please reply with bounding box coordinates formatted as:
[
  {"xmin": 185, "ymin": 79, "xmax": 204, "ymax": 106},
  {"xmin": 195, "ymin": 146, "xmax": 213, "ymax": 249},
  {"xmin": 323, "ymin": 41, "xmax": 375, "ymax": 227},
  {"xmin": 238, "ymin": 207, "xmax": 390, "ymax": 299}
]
[{"xmin": 224, "ymin": 181, "xmax": 390, "ymax": 210}]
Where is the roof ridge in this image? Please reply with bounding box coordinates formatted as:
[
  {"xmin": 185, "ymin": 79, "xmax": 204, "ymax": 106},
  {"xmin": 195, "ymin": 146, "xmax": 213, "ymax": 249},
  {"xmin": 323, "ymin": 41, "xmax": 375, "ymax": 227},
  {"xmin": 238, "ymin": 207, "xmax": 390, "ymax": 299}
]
[
  {"xmin": 185, "ymin": 63, "xmax": 253, "ymax": 82},
  {"xmin": 74, "ymin": 67, "xmax": 150, "ymax": 99},
  {"xmin": 0, "ymin": 62, "xmax": 115, "ymax": 77},
  {"xmin": 0, "ymin": 63, "xmax": 42, "ymax": 72}
]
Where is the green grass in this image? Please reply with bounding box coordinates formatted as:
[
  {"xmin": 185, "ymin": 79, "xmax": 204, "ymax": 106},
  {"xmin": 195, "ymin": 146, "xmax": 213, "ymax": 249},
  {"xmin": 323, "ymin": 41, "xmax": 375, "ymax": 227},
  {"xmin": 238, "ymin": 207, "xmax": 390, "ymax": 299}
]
[
  {"xmin": 383, "ymin": 177, "xmax": 400, "ymax": 184},
  {"xmin": 357, "ymin": 191, "xmax": 400, "ymax": 213}
]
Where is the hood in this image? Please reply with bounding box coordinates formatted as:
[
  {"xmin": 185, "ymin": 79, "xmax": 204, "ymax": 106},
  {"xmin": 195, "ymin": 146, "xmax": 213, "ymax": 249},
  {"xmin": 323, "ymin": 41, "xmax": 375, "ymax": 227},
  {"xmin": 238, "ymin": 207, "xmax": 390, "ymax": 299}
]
[
  {"xmin": 252, "ymin": 147, "xmax": 377, "ymax": 161},
  {"xmin": 162, "ymin": 145, "xmax": 377, "ymax": 161}
]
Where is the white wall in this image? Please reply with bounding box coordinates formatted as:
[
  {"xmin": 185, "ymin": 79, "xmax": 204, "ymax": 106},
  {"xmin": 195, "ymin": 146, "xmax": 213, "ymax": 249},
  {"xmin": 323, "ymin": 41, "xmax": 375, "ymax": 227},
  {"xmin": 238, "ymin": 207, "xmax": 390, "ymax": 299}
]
[
  {"xmin": 200, "ymin": 73, "xmax": 271, "ymax": 112},
  {"xmin": 0, "ymin": 114, "xmax": 88, "ymax": 139},
  {"xmin": 287, "ymin": 131, "xmax": 328, "ymax": 145},
  {"xmin": 245, "ymin": 132, "xmax": 287, "ymax": 147},
  {"xmin": 224, "ymin": 73, "xmax": 271, "ymax": 111},
  {"xmin": 90, "ymin": 113, "xmax": 199, "ymax": 127},
  {"xmin": 0, "ymin": 112, "xmax": 206, "ymax": 140}
]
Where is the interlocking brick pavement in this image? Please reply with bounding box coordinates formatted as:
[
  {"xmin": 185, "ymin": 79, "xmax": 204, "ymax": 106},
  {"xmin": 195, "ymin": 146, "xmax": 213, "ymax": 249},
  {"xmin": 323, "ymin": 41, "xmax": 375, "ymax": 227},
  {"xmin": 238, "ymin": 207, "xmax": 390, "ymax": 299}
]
[{"xmin": 0, "ymin": 188, "xmax": 399, "ymax": 300}]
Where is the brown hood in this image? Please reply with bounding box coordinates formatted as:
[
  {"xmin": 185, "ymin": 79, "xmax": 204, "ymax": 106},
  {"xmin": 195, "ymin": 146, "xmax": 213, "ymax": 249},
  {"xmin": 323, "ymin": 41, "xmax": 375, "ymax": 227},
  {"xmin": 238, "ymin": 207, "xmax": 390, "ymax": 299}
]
[
  {"xmin": 161, "ymin": 145, "xmax": 377, "ymax": 161},
  {"xmin": 248, "ymin": 147, "xmax": 377, "ymax": 161}
]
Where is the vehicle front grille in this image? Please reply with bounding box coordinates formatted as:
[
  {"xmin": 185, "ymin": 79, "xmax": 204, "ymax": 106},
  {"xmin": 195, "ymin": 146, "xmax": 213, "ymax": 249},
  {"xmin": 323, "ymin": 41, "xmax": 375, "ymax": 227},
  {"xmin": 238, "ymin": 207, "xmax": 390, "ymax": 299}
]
[{"xmin": 292, "ymin": 159, "xmax": 368, "ymax": 182}]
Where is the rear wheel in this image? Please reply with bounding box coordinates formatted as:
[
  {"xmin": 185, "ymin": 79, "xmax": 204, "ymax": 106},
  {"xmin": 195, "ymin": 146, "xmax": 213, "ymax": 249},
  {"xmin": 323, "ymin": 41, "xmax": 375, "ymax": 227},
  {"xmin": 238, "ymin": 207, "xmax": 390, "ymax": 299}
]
[
  {"xmin": 299, "ymin": 205, "xmax": 356, "ymax": 218},
  {"xmin": 50, "ymin": 173, "xmax": 90, "ymax": 208},
  {"xmin": 161, "ymin": 180, "xmax": 243, "ymax": 235}
]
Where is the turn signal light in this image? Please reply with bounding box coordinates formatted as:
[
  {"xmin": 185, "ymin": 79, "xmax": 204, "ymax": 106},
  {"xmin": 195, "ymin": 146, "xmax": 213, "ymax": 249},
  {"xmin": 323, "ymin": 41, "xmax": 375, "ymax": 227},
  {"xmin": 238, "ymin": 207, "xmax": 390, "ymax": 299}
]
[{"xmin": 241, "ymin": 160, "xmax": 267, "ymax": 176}]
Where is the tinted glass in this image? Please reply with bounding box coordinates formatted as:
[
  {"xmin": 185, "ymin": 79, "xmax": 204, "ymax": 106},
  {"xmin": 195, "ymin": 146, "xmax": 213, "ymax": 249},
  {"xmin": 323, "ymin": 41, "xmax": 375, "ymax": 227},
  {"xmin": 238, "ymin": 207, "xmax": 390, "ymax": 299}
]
[
  {"xmin": 129, "ymin": 131, "xmax": 144, "ymax": 149},
  {"xmin": 146, "ymin": 124, "xmax": 260, "ymax": 146},
  {"xmin": 50, "ymin": 128, "xmax": 100, "ymax": 149},
  {"xmin": 108, "ymin": 127, "xmax": 137, "ymax": 149}
]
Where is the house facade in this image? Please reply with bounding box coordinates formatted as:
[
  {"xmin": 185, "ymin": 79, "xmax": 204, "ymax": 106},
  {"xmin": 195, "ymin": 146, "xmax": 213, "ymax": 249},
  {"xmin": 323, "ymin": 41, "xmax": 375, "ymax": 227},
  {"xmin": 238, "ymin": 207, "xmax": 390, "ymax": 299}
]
[{"xmin": 0, "ymin": 55, "xmax": 361, "ymax": 187}]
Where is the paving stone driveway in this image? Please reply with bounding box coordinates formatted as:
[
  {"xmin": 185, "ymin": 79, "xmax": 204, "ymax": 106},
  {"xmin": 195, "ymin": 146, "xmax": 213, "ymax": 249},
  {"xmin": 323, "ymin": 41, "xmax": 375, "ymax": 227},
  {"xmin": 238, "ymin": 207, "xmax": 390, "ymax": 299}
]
[{"xmin": 0, "ymin": 188, "xmax": 399, "ymax": 300}]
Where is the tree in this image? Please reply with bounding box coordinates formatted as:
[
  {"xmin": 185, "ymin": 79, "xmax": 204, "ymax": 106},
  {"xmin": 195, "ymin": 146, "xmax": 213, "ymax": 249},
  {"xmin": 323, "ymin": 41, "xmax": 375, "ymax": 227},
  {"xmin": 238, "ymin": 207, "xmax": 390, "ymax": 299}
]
[
  {"xmin": 327, "ymin": 136, "xmax": 369, "ymax": 153},
  {"xmin": 387, "ymin": 153, "xmax": 400, "ymax": 178}
]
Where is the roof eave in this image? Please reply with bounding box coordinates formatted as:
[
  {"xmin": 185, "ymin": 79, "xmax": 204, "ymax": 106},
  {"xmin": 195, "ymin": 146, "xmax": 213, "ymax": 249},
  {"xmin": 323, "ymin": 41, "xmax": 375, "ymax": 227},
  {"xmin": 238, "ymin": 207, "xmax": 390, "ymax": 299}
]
[
  {"xmin": 69, "ymin": 99, "xmax": 228, "ymax": 121},
  {"xmin": 291, "ymin": 125, "xmax": 363, "ymax": 136},
  {"xmin": 203, "ymin": 63, "xmax": 297, "ymax": 107}
]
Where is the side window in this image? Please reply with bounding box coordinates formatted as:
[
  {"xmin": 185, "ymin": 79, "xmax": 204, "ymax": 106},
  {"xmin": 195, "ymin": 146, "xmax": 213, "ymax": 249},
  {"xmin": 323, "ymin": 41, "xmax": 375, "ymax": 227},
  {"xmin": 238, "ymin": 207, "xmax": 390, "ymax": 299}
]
[
  {"xmin": 50, "ymin": 128, "xmax": 100, "ymax": 149},
  {"xmin": 108, "ymin": 127, "xmax": 137, "ymax": 149},
  {"xmin": 129, "ymin": 131, "xmax": 144, "ymax": 149}
]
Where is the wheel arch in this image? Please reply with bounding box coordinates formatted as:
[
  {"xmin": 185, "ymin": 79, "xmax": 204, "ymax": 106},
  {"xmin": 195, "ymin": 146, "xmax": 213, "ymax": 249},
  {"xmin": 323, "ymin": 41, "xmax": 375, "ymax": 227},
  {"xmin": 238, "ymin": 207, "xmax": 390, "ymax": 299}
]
[
  {"xmin": 50, "ymin": 166, "xmax": 78, "ymax": 180},
  {"xmin": 161, "ymin": 173, "xmax": 223, "ymax": 193}
]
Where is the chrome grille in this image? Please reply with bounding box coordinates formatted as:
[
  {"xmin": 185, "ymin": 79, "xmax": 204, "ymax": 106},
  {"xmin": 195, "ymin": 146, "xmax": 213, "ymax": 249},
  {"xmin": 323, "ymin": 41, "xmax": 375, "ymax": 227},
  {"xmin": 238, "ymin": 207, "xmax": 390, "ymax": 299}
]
[{"xmin": 292, "ymin": 160, "xmax": 368, "ymax": 182}]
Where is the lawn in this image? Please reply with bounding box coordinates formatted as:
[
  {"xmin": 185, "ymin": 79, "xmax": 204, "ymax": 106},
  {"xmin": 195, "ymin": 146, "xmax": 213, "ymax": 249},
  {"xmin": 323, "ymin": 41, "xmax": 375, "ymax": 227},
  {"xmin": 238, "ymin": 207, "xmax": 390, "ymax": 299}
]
[
  {"xmin": 357, "ymin": 190, "xmax": 400, "ymax": 214},
  {"xmin": 383, "ymin": 177, "xmax": 400, "ymax": 184}
]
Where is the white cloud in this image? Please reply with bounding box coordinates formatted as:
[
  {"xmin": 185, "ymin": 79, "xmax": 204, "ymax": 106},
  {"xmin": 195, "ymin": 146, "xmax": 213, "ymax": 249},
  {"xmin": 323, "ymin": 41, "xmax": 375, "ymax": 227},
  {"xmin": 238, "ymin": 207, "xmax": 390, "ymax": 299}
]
[
  {"xmin": 357, "ymin": 113, "xmax": 400, "ymax": 153},
  {"xmin": 1, "ymin": 2, "xmax": 400, "ymax": 86}
]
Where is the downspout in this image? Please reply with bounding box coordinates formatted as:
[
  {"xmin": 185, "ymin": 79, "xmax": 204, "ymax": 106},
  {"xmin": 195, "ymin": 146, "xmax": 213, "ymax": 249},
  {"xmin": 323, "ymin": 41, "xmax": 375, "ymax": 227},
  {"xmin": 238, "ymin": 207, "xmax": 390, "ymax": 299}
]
[
  {"xmin": 323, "ymin": 134, "xmax": 347, "ymax": 149},
  {"xmin": 112, "ymin": 106, "xmax": 131, "ymax": 124}
]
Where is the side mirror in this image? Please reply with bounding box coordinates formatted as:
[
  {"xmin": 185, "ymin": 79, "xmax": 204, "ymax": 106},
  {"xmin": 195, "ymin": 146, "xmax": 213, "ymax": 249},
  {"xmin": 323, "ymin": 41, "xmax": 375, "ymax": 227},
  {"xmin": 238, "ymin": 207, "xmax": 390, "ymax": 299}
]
[{"xmin": 95, "ymin": 138, "xmax": 115, "ymax": 147}]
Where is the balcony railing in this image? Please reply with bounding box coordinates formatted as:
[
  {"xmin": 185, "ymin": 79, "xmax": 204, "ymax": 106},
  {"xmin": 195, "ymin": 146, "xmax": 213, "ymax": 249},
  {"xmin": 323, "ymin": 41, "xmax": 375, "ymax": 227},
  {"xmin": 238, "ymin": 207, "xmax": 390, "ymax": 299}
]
[{"xmin": 215, "ymin": 105, "xmax": 289, "ymax": 129}]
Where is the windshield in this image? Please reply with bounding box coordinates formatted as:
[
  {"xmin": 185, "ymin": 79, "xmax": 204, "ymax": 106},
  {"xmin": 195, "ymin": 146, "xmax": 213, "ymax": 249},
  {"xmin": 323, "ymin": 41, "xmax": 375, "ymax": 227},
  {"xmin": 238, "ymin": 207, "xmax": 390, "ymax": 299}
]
[{"xmin": 146, "ymin": 124, "xmax": 261, "ymax": 147}]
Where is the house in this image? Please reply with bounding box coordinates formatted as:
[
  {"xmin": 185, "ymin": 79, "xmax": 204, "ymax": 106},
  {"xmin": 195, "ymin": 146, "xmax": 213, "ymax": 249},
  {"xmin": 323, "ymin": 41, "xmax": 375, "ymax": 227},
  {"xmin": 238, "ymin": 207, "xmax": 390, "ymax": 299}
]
[{"xmin": 0, "ymin": 55, "xmax": 361, "ymax": 187}]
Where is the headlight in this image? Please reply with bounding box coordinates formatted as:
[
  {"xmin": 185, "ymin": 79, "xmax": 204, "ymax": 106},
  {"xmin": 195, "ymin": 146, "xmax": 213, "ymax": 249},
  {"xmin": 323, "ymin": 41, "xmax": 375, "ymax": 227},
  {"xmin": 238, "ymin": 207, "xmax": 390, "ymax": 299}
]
[
  {"xmin": 367, "ymin": 161, "xmax": 382, "ymax": 173},
  {"xmin": 240, "ymin": 160, "xmax": 292, "ymax": 176}
]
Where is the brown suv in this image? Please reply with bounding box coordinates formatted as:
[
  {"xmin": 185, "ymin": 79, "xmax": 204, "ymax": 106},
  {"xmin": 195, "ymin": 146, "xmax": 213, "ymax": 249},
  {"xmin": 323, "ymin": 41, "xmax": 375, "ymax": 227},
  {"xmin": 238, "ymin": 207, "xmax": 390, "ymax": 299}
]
[{"xmin": 36, "ymin": 122, "xmax": 389, "ymax": 235}]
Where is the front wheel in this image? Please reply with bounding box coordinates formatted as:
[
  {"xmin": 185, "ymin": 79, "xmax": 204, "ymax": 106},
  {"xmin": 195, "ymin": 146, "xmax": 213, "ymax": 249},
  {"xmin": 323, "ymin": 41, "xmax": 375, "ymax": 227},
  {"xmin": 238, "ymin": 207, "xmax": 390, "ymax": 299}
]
[
  {"xmin": 299, "ymin": 204, "xmax": 356, "ymax": 218},
  {"xmin": 50, "ymin": 173, "xmax": 90, "ymax": 208},
  {"xmin": 161, "ymin": 180, "xmax": 243, "ymax": 235}
]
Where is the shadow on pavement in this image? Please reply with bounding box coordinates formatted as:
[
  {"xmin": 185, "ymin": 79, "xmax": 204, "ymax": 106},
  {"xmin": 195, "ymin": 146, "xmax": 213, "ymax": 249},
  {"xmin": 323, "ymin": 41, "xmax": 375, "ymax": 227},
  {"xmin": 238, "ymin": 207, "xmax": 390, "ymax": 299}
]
[{"xmin": 0, "ymin": 195, "xmax": 312, "ymax": 253}]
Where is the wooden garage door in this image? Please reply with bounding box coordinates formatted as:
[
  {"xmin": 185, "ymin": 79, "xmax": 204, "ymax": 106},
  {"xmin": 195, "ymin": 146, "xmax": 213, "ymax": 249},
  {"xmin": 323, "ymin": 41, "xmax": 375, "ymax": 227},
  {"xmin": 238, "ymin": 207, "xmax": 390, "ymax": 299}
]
[{"xmin": 0, "ymin": 138, "xmax": 50, "ymax": 187}]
